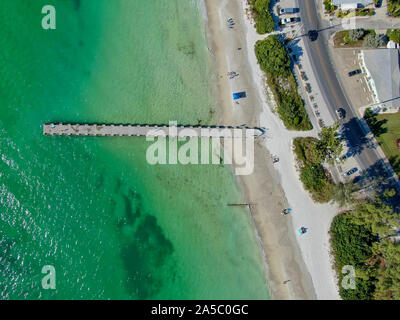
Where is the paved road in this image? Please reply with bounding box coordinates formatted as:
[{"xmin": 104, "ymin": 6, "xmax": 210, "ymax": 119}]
[{"xmin": 295, "ymin": 0, "xmax": 391, "ymax": 182}]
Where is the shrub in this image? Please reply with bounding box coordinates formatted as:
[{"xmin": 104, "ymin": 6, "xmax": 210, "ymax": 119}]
[
  {"xmin": 349, "ymin": 28, "xmax": 365, "ymax": 41},
  {"xmin": 330, "ymin": 213, "xmax": 376, "ymax": 300},
  {"xmin": 300, "ymin": 164, "xmax": 333, "ymax": 201},
  {"xmin": 388, "ymin": 0, "xmax": 400, "ymax": 17},
  {"xmin": 248, "ymin": 0, "xmax": 275, "ymax": 34},
  {"xmin": 255, "ymin": 36, "xmax": 312, "ymax": 131},
  {"xmin": 387, "ymin": 29, "xmax": 400, "ymax": 43},
  {"xmin": 255, "ymin": 35, "xmax": 291, "ymax": 77},
  {"xmin": 324, "ymin": 0, "xmax": 336, "ymax": 13},
  {"xmin": 355, "ymin": 8, "xmax": 375, "ymax": 16},
  {"xmin": 293, "ymin": 137, "xmax": 334, "ymax": 202},
  {"xmin": 363, "ymin": 34, "xmax": 389, "ymax": 48}
]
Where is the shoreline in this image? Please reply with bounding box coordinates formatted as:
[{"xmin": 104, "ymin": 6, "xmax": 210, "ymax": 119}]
[{"xmin": 203, "ymin": 0, "xmax": 340, "ymax": 299}]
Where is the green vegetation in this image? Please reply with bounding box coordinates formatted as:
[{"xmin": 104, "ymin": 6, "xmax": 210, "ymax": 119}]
[
  {"xmin": 293, "ymin": 124, "xmax": 344, "ymax": 202},
  {"xmin": 331, "ymin": 213, "xmax": 376, "ymax": 300},
  {"xmin": 330, "ymin": 109, "xmax": 400, "ymax": 299},
  {"xmin": 388, "ymin": 0, "xmax": 400, "ymax": 17},
  {"xmin": 363, "ymin": 34, "xmax": 389, "ymax": 48},
  {"xmin": 365, "ymin": 110, "xmax": 400, "ymax": 176},
  {"xmin": 387, "ymin": 29, "xmax": 400, "ymax": 43},
  {"xmin": 349, "ymin": 29, "xmax": 365, "ymax": 41},
  {"xmin": 323, "ymin": 0, "xmax": 337, "ymax": 14},
  {"xmin": 330, "ymin": 190, "xmax": 400, "ymax": 300},
  {"xmin": 255, "ymin": 35, "xmax": 312, "ymax": 130},
  {"xmin": 334, "ymin": 29, "xmax": 376, "ymax": 48},
  {"xmin": 330, "ymin": 182, "xmax": 357, "ymax": 208},
  {"xmin": 355, "ymin": 8, "xmax": 375, "ymax": 16},
  {"xmin": 248, "ymin": 0, "xmax": 275, "ymax": 34},
  {"xmin": 318, "ymin": 123, "xmax": 344, "ymax": 164},
  {"xmin": 337, "ymin": 9, "xmax": 350, "ymax": 18}
]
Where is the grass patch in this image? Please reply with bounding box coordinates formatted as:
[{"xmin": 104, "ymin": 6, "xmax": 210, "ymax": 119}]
[
  {"xmin": 255, "ymin": 35, "xmax": 312, "ymax": 131},
  {"xmin": 293, "ymin": 137, "xmax": 334, "ymax": 202},
  {"xmin": 374, "ymin": 113, "xmax": 400, "ymax": 176},
  {"xmin": 388, "ymin": 0, "xmax": 400, "ymax": 17}
]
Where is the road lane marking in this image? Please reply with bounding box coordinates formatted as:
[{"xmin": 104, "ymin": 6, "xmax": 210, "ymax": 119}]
[{"xmin": 304, "ymin": 0, "xmax": 312, "ymax": 23}]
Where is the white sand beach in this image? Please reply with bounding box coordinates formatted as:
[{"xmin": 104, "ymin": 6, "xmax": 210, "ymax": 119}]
[{"xmin": 204, "ymin": 0, "xmax": 340, "ymax": 299}]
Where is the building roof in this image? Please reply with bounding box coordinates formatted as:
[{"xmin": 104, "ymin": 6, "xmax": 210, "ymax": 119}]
[
  {"xmin": 362, "ymin": 49, "xmax": 400, "ymax": 109},
  {"xmin": 332, "ymin": 0, "xmax": 372, "ymax": 8}
]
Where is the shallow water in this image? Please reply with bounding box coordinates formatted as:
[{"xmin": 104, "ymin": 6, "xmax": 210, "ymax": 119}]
[{"xmin": 0, "ymin": 0, "xmax": 269, "ymax": 299}]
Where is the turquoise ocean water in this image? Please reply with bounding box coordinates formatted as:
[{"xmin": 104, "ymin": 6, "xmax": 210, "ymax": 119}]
[{"xmin": 0, "ymin": 0, "xmax": 270, "ymax": 299}]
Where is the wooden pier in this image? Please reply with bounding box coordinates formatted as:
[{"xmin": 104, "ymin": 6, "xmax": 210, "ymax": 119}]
[{"xmin": 43, "ymin": 123, "xmax": 265, "ymax": 138}]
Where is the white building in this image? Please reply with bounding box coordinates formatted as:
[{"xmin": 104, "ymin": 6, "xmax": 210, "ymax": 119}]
[
  {"xmin": 360, "ymin": 48, "xmax": 400, "ymax": 112},
  {"xmin": 331, "ymin": 0, "xmax": 373, "ymax": 10}
]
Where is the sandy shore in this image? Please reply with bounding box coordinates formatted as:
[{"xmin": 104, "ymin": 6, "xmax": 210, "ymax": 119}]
[{"xmin": 204, "ymin": 0, "xmax": 340, "ymax": 299}]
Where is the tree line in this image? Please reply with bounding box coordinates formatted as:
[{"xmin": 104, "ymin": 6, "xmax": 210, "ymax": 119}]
[
  {"xmin": 331, "ymin": 189, "xmax": 400, "ymax": 300},
  {"xmin": 247, "ymin": 0, "xmax": 275, "ymax": 34},
  {"xmin": 255, "ymin": 35, "xmax": 312, "ymax": 131}
]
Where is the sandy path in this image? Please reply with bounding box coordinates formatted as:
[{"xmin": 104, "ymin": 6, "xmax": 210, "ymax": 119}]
[{"xmin": 203, "ymin": 0, "xmax": 340, "ymax": 299}]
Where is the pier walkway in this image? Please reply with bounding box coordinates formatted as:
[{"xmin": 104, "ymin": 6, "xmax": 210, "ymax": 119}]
[{"xmin": 43, "ymin": 123, "xmax": 265, "ymax": 138}]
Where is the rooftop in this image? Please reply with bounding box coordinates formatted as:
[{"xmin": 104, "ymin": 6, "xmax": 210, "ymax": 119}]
[
  {"xmin": 362, "ymin": 48, "xmax": 400, "ymax": 110},
  {"xmin": 332, "ymin": 0, "xmax": 373, "ymax": 9}
]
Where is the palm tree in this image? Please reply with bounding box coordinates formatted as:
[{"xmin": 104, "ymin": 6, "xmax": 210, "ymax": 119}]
[{"xmin": 331, "ymin": 182, "xmax": 357, "ymax": 208}]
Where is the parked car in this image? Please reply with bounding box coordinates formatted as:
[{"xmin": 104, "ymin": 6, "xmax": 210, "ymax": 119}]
[
  {"xmin": 348, "ymin": 69, "xmax": 361, "ymax": 77},
  {"xmin": 341, "ymin": 151, "xmax": 353, "ymax": 160},
  {"xmin": 344, "ymin": 167, "xmax": 358, "ymax": 177},
  {"xmin": 335, "ymin": 108, "xmax": 346, "ymax": 119},
  {"xmin": 280, "ymin": 17, "xmax": 296, "ymax": 25},
  {"xmin": 280, "ymin": 8, "xmax": 299, "ymax": 15},
  {"xmin": 305, "ymin": 83, "xmax": 312, "ymax": 93}
]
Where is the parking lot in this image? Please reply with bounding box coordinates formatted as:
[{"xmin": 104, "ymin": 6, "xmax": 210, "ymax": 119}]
[
  {"xmin": 330, "ymin": 47, "xmax": 375, "ymax": 113},
  {"xmin": 273, "ymin": 0, "xmax": 301, "ymax": 31}
]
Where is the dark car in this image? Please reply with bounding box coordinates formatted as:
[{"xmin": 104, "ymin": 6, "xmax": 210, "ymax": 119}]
[
  {"xmin": 335, "ymin": 107, "xmax": 346, "ymax": 119},
  {"xmin": 344, "ymin": 167, "xmax": 358, "ymax": 177},
  {"xmin": 348, "ymin": 69, "xmax": 361, "ymax": 77},
  {"xmin": 308, "ymin": 30, "xmax": 318, "ymax": 41},
  {"xmin": 279, "ymin": 8, "xmax": 299, "ymax": 15}
]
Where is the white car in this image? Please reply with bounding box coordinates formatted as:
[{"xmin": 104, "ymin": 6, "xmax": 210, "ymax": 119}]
[{"xmin": 280, "ymin": 17, "xmax": 295, "ymax": 25}]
